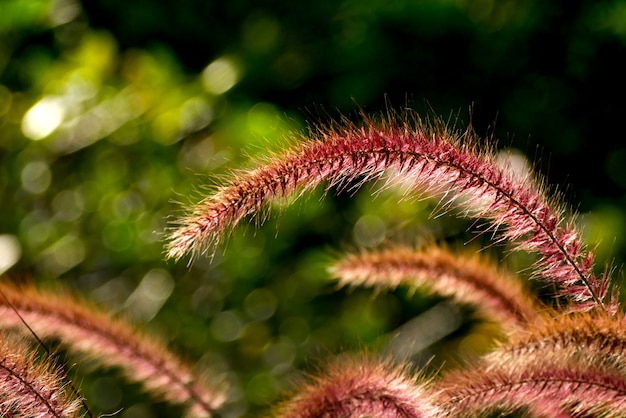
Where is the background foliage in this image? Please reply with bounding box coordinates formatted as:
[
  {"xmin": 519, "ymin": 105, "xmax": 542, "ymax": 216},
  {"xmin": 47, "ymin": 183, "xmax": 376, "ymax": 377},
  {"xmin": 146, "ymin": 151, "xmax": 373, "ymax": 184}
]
[{"xmin": 1, "ymin": 0, "xmax": 626, "ymax": 416}]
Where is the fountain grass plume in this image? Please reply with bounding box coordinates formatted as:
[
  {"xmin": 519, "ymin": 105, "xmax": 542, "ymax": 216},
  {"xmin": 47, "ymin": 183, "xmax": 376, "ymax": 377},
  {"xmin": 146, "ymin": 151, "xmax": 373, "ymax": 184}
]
[
  {"xmin": 167, "ymin": 109, "xmax": 614, "ymax": 313},
  {"xmin": 330, "ymin": 244, "xmax": 540, "ymax": 331},
  {"xmin": 434, "ymin": 317, "xmax": 626, "ymax": 418},
  {"xmin": 434, "ymin": 357, "xmax": 626, "ymax": 417},
  {"xmin": 484, "ymin": 311, "xmax": 626, "ymax": 373},
  {"xmin": 271, "ymin": 355, "xmax": 440, "ymax": 418},
  {"xmin": 0, "ymin": 283, "xmax": 226, "ymax": 417},
  {"xmin": 0, "ymin": 333, "xmax": 82, "ymax": 417}
]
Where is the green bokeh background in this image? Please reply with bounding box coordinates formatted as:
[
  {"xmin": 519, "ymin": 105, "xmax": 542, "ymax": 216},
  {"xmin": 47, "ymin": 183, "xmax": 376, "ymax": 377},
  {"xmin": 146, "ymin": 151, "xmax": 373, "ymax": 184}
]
[{"xmin": 1, "ymin": 0, "xmax": 626, "ymax": 416}]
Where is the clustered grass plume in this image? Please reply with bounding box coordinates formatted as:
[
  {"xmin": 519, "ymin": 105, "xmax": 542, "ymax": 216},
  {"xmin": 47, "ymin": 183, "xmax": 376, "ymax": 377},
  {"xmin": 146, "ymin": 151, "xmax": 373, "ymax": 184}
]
[
  {"xmin": 330, "ymin": 245, "xmax": 539, "ymax": 331},
  {"xmin": 166, "ymin": 109, "xmax": 626, "ymax": 417},
  {"xmin": 0, "ymin": 284, "xmax": 226, "ymax": 417},
  {"xmin": 2, "ymin": 108, "xmax": 626, "ymax": 417},
  {"xmin": 0, "ymin": 334, "xmax": 81, "ymax": 417},
  {"xmin": 166, "ymin": 110, "xmax": 613, "ymax": 312}
]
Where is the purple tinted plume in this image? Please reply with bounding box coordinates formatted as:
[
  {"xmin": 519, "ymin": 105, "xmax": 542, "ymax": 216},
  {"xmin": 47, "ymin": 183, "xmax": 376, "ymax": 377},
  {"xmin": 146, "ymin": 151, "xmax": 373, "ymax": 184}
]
[
  {"xmin": 272, "ymin": 357, "xmax": 438, "ymax": 417},
  {"xmin": 167, "ymin": 111, "xmax": 613, "ymax": 312}
]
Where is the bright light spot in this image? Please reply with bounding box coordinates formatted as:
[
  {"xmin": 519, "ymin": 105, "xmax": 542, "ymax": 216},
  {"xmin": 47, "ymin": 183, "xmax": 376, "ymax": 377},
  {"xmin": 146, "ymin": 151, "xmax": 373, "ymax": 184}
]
[
  {"xmin": 41, "ymin": 234, "xmax": 86, "ymax": 275},
  {"xmin": 0, "ymin": 235, "xmax": 21, "ymax": 275},
  {"xmin": 49, "ymin": 0, "xmax": 82, "ymax": 26},
  {"xmin": 179, "ymin": 97, "xmax": 214, "ymax": 132},
  {"xmin": 91, "ymin": 277, "xmax": 134, "ymax": 311},
  {"xmin": 387, "ymin": 302, "xmax": 461, "ymax": 359},
  {"xmin": 22, "ymin": 96, "xmax": 66, "ymax": 140},
  {"xmin": 21, "ymin": 161, "xmax": 52, "ymax": 194},
  {"xmin": 202, "ymin": 57, "xmax": 240, "ymax": 95},
  {"xmin": 49, "ymin": 89, "xmax": 143, "ymax": 153},
  {"xmin": 125, "ymin": 269, "xmax": 174, "ymax": 322},
  {"xmin": 64, "ymin": 73, "xmax": 97, "ymax": 103},
  {"xmin": 177, "ymin": 137, "xmax": 221, "ymax": 172}
]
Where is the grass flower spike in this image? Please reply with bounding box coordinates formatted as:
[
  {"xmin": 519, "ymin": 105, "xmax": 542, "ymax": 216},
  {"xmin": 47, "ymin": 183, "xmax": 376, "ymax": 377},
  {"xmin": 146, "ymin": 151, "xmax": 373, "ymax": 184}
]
[
  {"xmin": 434, "ymin": 357, "xmax": 626, "ymax": 417},
  {"xmin": 0, "ymin": 334, "xmax": 81, "ymax": 417},
  {"xmin": 168, "ymin": 111, "xmax": 613, "ymax": 313},
  {"xmin": 0, "ymin": 284, "xmax": 225, "ymax": 417},
  {"xmin": 330, "ymin": 245, "xmax": 539, "ymax": 331},
  {"xmin": 272, "ymin": 356, "xmax": 439, "ymax": 418}
]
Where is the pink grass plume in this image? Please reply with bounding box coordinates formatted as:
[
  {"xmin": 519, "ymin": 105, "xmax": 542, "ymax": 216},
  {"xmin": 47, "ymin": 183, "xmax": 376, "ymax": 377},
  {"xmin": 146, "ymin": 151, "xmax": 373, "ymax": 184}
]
[
  {"xmin": 0, "ymin": 333, "xmax": 82, "ymax": 417},
  {"xmin": 167, "ymin": 110, "xmax": 614, "ymax": 313},
  {"xmin": 0, "ymin": 284, "xmax": 226, "ymax": 418},
  {"xmin": 330, "ymin": 245, "xmax": 540, "ymax": 331},
  {"xmin": 272, "ymin": 356, "xmax": 439, "ymax": 417}
]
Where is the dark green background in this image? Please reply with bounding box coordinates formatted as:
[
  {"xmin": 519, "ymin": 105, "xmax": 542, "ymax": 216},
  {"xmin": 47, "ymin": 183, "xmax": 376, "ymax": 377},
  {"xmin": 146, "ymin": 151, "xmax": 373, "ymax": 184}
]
[{"xmin": 1, "ymin": 1, "xmax": 626, "ymax": 416}]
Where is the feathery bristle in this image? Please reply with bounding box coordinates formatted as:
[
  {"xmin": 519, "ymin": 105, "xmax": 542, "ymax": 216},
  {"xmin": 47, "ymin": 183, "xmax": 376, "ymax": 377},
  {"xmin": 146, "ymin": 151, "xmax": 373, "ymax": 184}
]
[
  {"xmin": 0, "ymin": 284, "xmax": 226, "ymax": 417},
  {"xmin": 167, "ymin": 111, "xmax": 611, "ymax": 312},
  {"xmin": 435, "ymin": 338, "xmax": 626, "ymax": 417},
  {"xmin": 330, "ymin": 245, "xmax": 540, "ymax": 331},
  {"xmin": 0, "ymin": 333, "xmax": 82, "ymax": 418},
  {"xmin": 486, "ymin": 312, "xmax": 626, "ymax": 372},
  {"xmin": 272, "ymin": 356, "xmax": 439, "ymax": 418}
]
